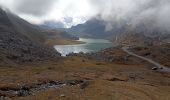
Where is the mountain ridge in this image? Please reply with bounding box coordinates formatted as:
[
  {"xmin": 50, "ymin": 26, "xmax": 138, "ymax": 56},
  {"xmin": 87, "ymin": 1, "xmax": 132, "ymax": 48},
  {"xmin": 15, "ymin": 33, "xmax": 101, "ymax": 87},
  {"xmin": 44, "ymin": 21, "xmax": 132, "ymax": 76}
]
[{"xmin": 0, "ymin": 8, "xmax": 61, "ymax": 66}]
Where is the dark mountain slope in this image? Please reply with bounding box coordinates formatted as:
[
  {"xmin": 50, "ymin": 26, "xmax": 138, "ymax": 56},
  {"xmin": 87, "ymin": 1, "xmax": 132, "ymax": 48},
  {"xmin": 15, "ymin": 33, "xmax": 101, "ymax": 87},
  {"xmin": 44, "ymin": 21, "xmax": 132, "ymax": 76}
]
[
  {"xmin": 67, "ymin": 18, "xmax": 126, "ymax": 39},
  {"xmin": 67, "ymin": 18, "xmax": 106, "ymax": 38},
  {"xmin": 0, "ymin": 8, "xmax": 60, "ymax": 66},
  {"xmin": 6, "ymin": 11, "xmax": 45, "ymax": 43},
  {"xmin": 40, "ymin": 21, "xmax": 65, "ymax": 29},
  {"xmin": 0, "ymin": 9, "xmax": 14, "ymax": 32}
]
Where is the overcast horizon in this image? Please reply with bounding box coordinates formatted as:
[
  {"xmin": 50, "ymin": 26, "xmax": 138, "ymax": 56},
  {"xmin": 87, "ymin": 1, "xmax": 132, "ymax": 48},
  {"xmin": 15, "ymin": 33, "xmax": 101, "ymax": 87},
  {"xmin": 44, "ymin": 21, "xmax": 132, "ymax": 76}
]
[{"xmin": 0, "ymin": 0, "xmax": 170, "ymax": 30}]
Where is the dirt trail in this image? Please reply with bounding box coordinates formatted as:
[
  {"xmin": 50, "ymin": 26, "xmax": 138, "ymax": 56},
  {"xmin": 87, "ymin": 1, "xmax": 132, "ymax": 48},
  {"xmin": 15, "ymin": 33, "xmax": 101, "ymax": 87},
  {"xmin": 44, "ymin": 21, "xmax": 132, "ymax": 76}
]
[{"xmin": 122, "ymin": 46, "xmax": 170, "ymax": 73}]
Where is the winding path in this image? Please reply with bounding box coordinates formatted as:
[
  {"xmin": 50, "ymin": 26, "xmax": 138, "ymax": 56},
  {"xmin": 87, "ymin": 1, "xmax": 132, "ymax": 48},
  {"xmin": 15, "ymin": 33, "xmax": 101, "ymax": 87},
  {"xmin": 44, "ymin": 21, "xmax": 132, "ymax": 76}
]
[{"xmin": 122, "ymin": 46, "xmax": 170, "ymax": 73}]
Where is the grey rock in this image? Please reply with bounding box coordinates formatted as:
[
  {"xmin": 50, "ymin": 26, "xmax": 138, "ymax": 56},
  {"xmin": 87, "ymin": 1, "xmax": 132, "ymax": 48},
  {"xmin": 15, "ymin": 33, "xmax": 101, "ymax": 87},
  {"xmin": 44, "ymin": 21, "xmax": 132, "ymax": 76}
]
[{"xmin": 60, "ymin": 94, "xmax": 65, "ymax": 97}]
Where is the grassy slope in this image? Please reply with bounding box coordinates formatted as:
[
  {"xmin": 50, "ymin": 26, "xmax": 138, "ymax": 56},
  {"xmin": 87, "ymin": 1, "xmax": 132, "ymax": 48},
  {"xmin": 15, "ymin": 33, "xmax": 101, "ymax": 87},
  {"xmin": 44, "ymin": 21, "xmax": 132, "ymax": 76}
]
[
  {"xmin": 131, "ymin": 43, "xmax": 170, "ymax": 67},
  {"xmin": 0, "ymin": 49, "xmax": 170, "ymax": 100}
]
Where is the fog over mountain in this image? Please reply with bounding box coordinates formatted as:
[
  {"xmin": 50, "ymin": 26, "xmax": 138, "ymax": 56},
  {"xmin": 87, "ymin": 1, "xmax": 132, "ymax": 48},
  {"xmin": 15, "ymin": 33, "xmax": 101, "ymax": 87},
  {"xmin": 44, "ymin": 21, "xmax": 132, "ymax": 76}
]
[
  {"xmin": 84, "ymin": 0, "xmax": 169, "ymax": 33},
  {"xmin": 0, "ymin": 0, "xmax": 170, "ymax": 31}
]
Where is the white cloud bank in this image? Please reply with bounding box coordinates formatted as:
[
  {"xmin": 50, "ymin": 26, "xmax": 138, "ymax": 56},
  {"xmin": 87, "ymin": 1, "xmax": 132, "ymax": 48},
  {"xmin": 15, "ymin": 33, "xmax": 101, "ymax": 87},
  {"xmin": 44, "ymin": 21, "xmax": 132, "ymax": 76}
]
[{"xmin": 0, "ymin": 0, "xmax": 170, "ymax": 30}]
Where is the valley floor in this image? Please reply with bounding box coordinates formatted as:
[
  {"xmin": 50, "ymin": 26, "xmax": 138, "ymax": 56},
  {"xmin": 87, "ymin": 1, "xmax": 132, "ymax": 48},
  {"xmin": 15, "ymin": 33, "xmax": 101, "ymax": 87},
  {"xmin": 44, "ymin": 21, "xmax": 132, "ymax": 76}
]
[{"xmin": 0, "ymin": 48, "xmax": 170, "ymax": 100}]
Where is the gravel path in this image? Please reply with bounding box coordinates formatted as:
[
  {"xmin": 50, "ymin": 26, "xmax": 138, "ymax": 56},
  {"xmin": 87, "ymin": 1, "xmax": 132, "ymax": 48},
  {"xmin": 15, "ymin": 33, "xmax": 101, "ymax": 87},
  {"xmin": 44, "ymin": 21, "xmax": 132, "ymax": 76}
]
[{"xmin": 122, "ymin": 46, "xmax": 170, "ymax": 73}]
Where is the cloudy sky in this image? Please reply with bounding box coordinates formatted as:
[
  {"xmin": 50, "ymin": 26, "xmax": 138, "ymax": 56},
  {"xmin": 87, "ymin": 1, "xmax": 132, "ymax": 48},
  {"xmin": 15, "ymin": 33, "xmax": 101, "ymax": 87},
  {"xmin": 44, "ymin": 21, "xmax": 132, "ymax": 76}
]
[
  {"xmin": 0, "ymin": 0, "xmax": 170, "ymax": 29},
  {"xmin": 0, "ymin": 0, "xmax": 97, "ymax": 27}
]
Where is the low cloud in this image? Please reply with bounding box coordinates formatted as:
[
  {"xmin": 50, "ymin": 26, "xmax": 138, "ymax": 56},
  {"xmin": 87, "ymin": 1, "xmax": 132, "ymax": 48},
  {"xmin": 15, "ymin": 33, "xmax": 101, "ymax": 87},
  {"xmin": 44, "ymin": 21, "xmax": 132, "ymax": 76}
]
[
  {"xmin": 14, "ymin": 0, "xmax": 56, "ymax": 16},
  {"xmin": 0, "ymin": 0, "xmax": 170, "ymax": 30},
  {"xmin": 90, "ymin": 0, "xmax": 170, "ymax": 31}
]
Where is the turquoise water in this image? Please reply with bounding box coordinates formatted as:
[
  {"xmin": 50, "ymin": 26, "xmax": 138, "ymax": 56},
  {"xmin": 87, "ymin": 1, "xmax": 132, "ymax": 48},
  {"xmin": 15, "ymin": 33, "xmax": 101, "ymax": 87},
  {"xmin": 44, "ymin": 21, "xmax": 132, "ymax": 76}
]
[{"xmin": 54, "ymin": 38, "xmax": 113, "ymax": 56}]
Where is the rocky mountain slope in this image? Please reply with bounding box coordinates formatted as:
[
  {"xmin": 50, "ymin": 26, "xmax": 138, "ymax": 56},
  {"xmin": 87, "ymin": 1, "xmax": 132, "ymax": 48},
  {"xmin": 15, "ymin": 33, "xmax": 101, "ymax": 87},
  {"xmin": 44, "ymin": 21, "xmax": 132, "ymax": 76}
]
[
  {"xmin": 114, "ymin": 25, "xmax": 170, "ymax": 46},
  {"xmin": 0, "ymin": 8, "xmax": 61, "ymax": 66},
  {"xmin": 114, "ymin": 32, "xmax": 155, "ymax": 46},
  {"xmin": 1, "ymin": 9, "xmax": 46, "ymax": 43}
]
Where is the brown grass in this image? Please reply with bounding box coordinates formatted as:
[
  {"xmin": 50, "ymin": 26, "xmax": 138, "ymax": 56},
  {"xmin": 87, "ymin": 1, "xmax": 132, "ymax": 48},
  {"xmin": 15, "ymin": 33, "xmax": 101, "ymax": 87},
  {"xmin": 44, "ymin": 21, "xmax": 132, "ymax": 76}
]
[{"xmin": 0, "ymin": 55, "xmax": 170, "ymax": 100}]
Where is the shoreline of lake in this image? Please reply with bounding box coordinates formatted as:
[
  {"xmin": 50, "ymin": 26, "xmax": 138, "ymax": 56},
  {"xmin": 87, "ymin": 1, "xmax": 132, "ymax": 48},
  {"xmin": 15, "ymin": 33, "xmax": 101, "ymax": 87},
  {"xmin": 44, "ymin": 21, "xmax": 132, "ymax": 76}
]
[{"xmin": 54, "ymin": 38, "xmax": 113, "ymax": 56}]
